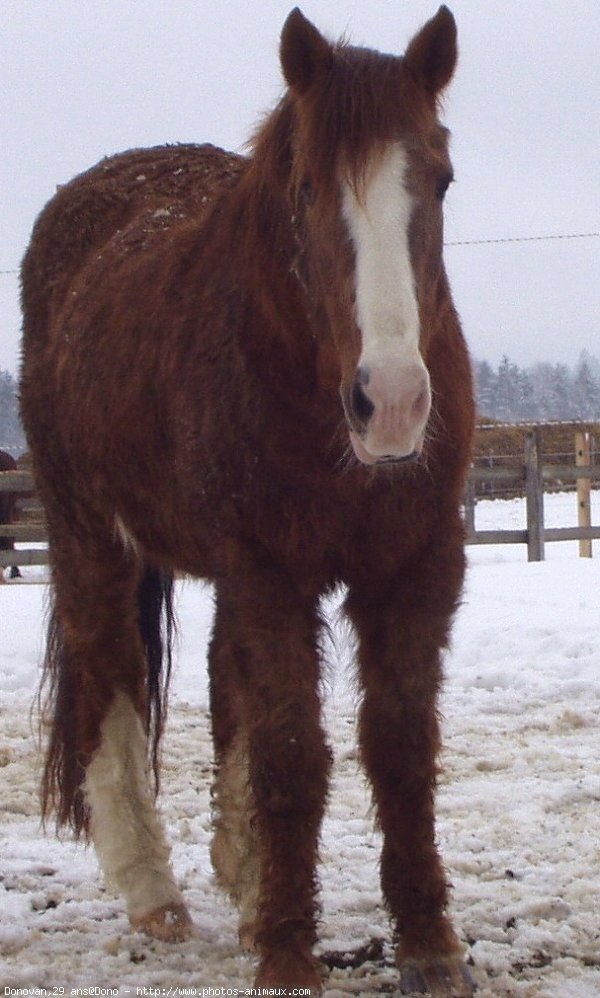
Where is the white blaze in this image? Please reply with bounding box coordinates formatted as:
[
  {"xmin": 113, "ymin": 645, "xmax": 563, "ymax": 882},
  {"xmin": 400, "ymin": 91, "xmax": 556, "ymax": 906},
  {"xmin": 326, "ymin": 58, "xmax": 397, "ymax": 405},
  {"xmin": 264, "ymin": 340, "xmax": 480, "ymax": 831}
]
[
  {"xmin": 341, "ymin": 141, "xmax": 431, "ymax": 463},
  {"xmin": 342, "ymin": 142, "xmax": 420, "ymax": 365}
]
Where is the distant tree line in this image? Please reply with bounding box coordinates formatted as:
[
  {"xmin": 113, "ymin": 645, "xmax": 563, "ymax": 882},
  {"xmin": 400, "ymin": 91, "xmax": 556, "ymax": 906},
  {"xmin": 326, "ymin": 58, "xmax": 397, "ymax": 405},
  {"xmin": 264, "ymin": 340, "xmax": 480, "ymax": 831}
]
[
  {"xmin": 473, "ymin": 351, "xmax": 600, "ymax": 423},
  {"xmin": 2, "ymin": 350, "xmax": 600, "ymax": 459}
]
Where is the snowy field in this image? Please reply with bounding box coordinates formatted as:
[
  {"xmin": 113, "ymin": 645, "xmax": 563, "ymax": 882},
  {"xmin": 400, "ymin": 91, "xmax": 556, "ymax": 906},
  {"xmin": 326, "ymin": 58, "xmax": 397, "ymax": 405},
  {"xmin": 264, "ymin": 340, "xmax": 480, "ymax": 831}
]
[{"xmin": 1, "ymin": 492, "xmax": 599, "ymax": 996}]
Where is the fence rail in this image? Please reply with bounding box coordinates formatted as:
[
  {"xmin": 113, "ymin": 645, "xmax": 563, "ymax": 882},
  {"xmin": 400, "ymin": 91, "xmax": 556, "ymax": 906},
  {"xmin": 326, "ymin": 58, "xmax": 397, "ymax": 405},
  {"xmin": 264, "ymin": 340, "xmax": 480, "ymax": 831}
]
[
  {"xmin": 1, "ymin": 428, "xmax": 598, "ymax": 574},
  {"xmin": 0, "ymin": 470, "xmax": 35, "ymax": 493},
  {"xmin": 465, "ymin": 428, "xmax": 598, "ymax": 560}
]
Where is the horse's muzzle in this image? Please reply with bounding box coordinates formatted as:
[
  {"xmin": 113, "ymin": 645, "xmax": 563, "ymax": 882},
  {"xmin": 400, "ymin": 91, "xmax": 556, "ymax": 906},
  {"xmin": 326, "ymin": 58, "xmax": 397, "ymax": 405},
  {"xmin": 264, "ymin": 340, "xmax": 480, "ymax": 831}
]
[{"xmin": 342, "ymin": 361, "xmax": 430, "ymax": 466}]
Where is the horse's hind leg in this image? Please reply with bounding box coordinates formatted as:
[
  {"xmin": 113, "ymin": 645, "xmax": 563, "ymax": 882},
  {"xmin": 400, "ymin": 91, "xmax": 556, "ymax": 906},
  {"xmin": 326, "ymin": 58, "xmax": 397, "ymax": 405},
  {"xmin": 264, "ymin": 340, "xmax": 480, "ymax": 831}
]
[
  {"xmin": 42, "ymin": 520, "xmax": 191, "ymax": 941},
  {"xmin": 209, "ymin": 594, "xmax": 260, "ymax": 951},
  {"xmin": 85, "ymin": 687, "xmax": 192, "ymax": 941}
]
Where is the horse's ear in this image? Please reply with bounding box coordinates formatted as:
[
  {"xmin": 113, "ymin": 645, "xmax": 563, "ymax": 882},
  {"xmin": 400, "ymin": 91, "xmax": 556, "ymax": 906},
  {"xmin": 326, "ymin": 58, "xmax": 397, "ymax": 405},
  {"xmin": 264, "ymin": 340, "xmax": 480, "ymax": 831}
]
[
  {"xmin": 404, "ymin": 5, "xmax": 457, "ymax": 98},
  {"xmin": 280, "ymin": 8, "xmax": 333, "ymax": 95}
]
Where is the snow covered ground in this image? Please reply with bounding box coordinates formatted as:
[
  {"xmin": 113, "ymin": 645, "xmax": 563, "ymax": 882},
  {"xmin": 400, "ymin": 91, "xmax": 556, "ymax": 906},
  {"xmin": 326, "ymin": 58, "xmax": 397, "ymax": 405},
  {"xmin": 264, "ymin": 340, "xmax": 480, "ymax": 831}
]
[{"xmin": 1, "ymin": 492, "xmax": 599, "ymax": 996}]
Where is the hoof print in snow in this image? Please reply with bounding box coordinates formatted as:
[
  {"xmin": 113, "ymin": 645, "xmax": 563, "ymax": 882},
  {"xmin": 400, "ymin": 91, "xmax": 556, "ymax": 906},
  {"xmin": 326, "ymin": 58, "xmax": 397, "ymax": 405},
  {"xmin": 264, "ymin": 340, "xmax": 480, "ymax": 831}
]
[{"xmin": 321, "ymin": 936, "xmax": 385, "ymax": 970}]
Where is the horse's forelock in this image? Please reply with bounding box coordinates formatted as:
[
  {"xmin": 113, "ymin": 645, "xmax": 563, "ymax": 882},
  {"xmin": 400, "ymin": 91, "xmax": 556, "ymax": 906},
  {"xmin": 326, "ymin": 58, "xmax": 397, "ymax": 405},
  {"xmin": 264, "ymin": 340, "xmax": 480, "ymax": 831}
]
[{"xmin": 255, "ymin": 44, "xmax": 435, "ymax": 207}]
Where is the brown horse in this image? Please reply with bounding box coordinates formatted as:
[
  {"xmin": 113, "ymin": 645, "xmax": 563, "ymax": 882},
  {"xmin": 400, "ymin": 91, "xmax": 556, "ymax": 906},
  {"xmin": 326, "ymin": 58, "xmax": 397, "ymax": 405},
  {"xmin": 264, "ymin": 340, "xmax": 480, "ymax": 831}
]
[
  {"xmin": 20, "ymin": 7, "xmax": 475, "ymax": 995},
  {"xmin": 0, "ymin": 448, "xmax": 22, "ymax": 580}
]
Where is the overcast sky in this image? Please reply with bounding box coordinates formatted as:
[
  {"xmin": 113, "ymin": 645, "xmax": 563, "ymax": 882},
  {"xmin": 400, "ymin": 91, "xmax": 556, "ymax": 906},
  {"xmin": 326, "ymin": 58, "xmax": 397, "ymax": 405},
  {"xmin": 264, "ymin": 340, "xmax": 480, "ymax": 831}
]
[{"xmin": 2, "ymin": 0, "xmax": 598, "ymax": 375}]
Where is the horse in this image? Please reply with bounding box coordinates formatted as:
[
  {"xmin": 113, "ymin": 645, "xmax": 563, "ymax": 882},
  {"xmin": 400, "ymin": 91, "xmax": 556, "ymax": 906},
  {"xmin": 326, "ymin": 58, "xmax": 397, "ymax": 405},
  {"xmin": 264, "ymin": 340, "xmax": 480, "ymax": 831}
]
[
  {"xmin": 20, "ymin": 7, "xmax": 475, "ymax": 995},
  {"xmin": 0, "ymin": 448, "xmax": 23, "ymax": 580}
]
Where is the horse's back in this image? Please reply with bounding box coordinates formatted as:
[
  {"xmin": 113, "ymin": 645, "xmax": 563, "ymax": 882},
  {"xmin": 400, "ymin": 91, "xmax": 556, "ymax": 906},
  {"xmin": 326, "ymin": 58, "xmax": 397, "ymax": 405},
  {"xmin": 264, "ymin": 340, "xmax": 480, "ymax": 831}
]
[
  {"xmin": 20, "ymin": 143, "xmax": 246, "ymax": 563},
  {"xmin": 21, "ymin": 143, "xmax": 245, "ymax": 350}
]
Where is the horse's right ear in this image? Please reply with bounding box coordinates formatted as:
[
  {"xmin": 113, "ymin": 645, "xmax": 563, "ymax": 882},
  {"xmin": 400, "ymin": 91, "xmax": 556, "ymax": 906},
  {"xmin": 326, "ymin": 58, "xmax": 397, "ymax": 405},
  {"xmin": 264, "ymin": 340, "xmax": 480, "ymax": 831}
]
[{"xmin": 280, "ymin": 8, "xmax": 333, "ymax": 95}]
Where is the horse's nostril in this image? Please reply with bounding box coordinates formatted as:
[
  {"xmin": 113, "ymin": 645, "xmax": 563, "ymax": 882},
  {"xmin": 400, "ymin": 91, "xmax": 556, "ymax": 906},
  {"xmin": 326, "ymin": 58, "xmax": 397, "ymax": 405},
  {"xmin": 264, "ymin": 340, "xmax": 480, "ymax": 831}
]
[{"xmin": 351, "ymin": 380, "xmax": 375, "ymax": 425}]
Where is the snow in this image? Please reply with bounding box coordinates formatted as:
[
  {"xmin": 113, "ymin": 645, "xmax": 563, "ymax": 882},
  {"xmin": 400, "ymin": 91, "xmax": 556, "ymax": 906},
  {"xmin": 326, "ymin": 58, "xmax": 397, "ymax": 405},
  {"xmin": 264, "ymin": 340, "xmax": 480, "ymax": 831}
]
[{"xmin": 1, "ymin": 492, "xmax": 599, "ymax": 996}]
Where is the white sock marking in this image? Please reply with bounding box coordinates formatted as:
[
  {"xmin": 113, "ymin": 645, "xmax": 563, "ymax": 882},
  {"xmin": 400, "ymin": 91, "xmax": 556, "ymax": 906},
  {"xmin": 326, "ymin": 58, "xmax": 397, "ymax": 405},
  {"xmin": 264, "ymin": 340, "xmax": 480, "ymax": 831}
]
[{"xmin": 84, "ymin": 691, "xmax": 184, "ymax": 921}]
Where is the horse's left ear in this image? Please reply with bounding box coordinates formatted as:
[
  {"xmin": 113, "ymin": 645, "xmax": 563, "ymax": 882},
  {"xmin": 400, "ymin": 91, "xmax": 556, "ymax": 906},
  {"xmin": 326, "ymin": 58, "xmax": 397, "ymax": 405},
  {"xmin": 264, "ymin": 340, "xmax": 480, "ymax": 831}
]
[
  {"xmin": 280, "ymin": 8, "xmax": 333, "ymax": 96},
  {"xmin": 404, "ymin": 5, "xmax": 457, "ymax": 98}
]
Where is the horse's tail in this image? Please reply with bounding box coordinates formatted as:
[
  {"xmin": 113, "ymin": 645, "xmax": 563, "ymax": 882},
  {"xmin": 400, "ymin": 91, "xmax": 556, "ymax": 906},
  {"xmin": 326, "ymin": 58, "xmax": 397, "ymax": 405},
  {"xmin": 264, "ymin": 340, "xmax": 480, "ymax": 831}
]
[
  {"xmin": 137, "ymin": 565, "xmax": 177, "ymax": 791},
  {"xmin": 39, "ymin": 563, "xmax": 176, "ymax": 838}
]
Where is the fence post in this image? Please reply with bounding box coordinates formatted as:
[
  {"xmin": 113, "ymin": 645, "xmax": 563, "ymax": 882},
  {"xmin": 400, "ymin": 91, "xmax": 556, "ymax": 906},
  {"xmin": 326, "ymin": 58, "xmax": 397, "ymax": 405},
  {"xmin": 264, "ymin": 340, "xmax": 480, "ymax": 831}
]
[
  {"xmin": 575, "ymin": 431, "xmax": 592, "ymax": 558},
  {"xmin": 464, "ymin": 478, "xmax": 476, "ymax": 539},
  {"xmin": 525, "ymin": 427, "xmax": 544, "ymax": 562}
]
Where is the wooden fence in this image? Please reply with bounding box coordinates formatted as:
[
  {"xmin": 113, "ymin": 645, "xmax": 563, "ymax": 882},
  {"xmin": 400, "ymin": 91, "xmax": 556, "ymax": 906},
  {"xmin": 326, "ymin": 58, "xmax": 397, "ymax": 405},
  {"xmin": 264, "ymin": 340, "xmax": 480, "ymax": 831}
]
[
  {"xmin": 465, "ymin": 428, "xmax": 598, "ymax": 560},
  {"xmin": 0, "ymin": 469, "xmax": 47, "ymax": 572},
  {"xmin": 1, "ymin": 428, "xmax": 598, "ymax": 575}
]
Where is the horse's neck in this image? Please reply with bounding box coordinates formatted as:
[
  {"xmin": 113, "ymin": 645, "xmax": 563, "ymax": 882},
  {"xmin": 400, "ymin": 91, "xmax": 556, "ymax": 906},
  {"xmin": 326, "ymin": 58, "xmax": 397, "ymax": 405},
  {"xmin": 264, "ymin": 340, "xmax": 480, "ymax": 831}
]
[
  {"xmin": 221, "ymin": 164, "xmax": 305, "ymax": 318},
  {"xmin": 208, "ymin": 164, "xmax": 344, "ymax": 420}
]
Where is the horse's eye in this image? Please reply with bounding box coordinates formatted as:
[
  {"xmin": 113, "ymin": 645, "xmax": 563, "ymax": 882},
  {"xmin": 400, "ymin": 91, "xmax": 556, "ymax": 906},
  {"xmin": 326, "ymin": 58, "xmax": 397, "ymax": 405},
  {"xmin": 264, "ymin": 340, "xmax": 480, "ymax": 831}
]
[{"xmin": 436, "ymin": 172, "xmax": 454, "ymax": 201}]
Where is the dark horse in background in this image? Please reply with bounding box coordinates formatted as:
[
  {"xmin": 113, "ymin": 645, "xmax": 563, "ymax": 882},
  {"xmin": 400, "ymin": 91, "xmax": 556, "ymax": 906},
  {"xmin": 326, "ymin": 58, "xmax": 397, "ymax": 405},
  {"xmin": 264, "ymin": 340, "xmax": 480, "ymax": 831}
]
[
  {"xmin": 20, "ymin": 7, "xmax": 475, "ymax": 995},
  {"xmin": 0, "ymin": 449, "xmax": 22, "ymax": 580}
]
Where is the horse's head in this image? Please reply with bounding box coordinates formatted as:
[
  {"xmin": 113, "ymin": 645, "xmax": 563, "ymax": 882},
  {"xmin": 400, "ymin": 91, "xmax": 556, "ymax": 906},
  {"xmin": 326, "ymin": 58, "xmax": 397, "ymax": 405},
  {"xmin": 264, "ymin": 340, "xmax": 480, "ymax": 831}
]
[{"xmin": 280, "ymin": 7, "xmax": 457, "ymax": 466}]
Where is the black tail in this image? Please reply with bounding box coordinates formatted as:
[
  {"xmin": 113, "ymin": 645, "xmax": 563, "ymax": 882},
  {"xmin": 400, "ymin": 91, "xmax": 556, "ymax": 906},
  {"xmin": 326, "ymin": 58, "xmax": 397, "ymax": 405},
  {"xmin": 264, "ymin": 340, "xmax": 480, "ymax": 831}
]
[
  {"xmin": 39, "ymin": 604, "xmax": 89, "ymax": 836},
  {"xmin": 137, "ymin": 565, "xmax": 177, "ymax": 794}
]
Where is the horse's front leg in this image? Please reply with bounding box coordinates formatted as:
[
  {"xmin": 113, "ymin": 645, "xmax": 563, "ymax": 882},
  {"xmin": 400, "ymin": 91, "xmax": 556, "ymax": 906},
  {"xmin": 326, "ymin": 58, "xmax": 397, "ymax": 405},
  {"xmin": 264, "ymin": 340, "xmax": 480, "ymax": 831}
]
[
  {"xmin": 216, "ymin": 563, "xmax": 330, "ymax": 995},
  {"xmin": 345, "ymin": 552, "xmax": 475, "ymax": 997}
]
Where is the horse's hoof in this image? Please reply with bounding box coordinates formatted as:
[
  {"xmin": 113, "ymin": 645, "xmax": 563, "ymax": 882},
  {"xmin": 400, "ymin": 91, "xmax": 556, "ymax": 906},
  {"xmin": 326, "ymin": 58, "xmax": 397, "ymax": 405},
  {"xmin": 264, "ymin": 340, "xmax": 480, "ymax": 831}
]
[
  {"xmin": 131, "ymin": 902, "xmax": 193, "ymax": 942},
  {"xmin": 399, "ymin": 956, "xmax": 476, "ymax": 996},
  {"xmin": 256, "ymin": 950, "xmax": 323, "ymax": 995}
]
